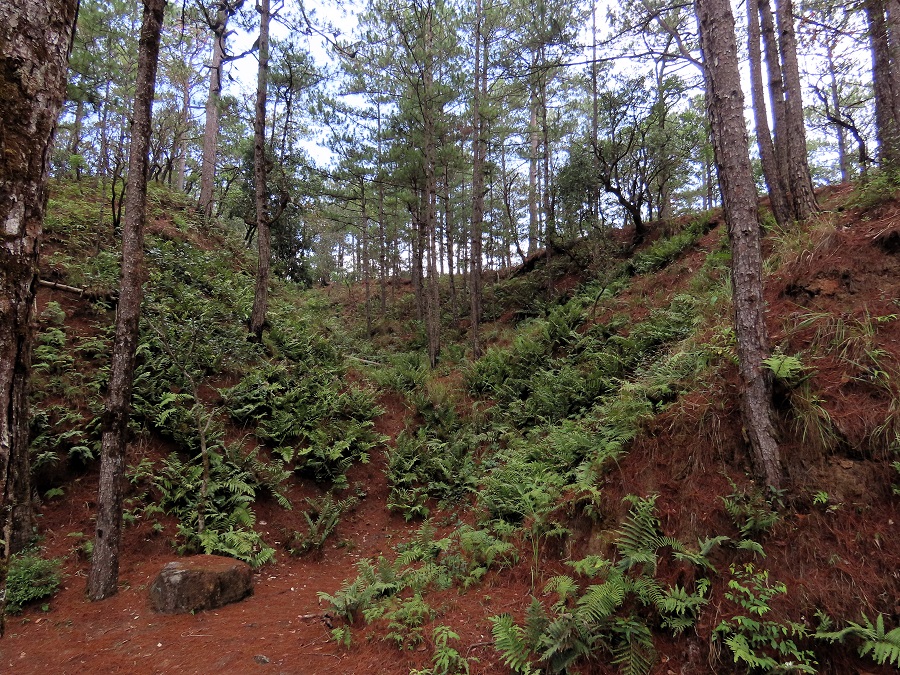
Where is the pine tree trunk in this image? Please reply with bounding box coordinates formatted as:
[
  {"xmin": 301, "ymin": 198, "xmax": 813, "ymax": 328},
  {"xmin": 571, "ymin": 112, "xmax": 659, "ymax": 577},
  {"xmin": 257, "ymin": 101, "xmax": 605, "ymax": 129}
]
[
  {"xmin": 867, "ymin": 0, "xmax": 900, "ymax": 168},
  {"xmin": 470, "ymin": 0, "xmax": 485, "ymax": 358},
  {"xmin": 375, "ymin": 100, "xmax": 387, "ymax": 315},
  {"xmin": 748, "ymin": 0, "xmax": 791, "ymax": 228},
  {"xmin": 775, "ymin": 0, "xmax": 818, "ymax": 219},
  {"xmin": 199, "ymin": 6, "xmax": 227, "ymax": 219},
  {"xmin": 174, "ymin": 76, "xmax": 190, "ymax": 192},
  {"xmin": 695, "ymin": 0, "xmax": 782, "ymax": 488},
  {"xmin": 0, "ymin": 0, "xmax": 79, "ymax": 631},
  {"xmin": 528, "ymin": 90, "xmax": 540, "ymax": 256},
  {"xmin": 445, "ymin": 167, "xmax": 458, "ymax": 320},
  {"xmin": 423, "ymin": 10, "xmax": 441, "ymax": 368},
  {"xmin": 759, "ymin": 0, "xmax": 793, "ymax": 210},
  {"xmin": 360, "ymin": 178, "xmax": 372, "ymax": 337},
  {"xmin": 87, "ymin": 0, "xmax": 166, "ymax": 601},
  {"xmin": 250, "ymin": 0, "xmax": 271, "ymax": 338}
]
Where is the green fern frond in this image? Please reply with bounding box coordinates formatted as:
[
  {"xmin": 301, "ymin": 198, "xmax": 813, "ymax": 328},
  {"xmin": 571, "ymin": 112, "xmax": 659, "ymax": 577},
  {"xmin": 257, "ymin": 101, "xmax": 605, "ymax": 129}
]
[
  {"xmin": 490, "ymin": 614, "xmax": 534, "ymax": 673},
  {"xmin": 817, "ymin": 613, "xmax": 900, "ymax": 667},
  {"xmin": 576, "ymin": 575, "xmax": 627, "ymax": 624},
  {"xmin": 611, "ymin": 617, "xmax": 655, "ymax": 675},
  {"xmin": 545, "ymin": 575, "xmax": 580, "ymax": 605},
  {"xmin": 616, "ymin": 495, "xmax": 663, "ymax": 574}
]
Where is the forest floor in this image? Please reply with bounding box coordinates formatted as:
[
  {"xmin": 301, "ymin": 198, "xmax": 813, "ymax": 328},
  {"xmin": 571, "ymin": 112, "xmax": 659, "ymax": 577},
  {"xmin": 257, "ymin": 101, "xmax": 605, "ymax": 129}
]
[{"xmin": 2, "ymin": 182, "xmax": 900, "ymax": 674}]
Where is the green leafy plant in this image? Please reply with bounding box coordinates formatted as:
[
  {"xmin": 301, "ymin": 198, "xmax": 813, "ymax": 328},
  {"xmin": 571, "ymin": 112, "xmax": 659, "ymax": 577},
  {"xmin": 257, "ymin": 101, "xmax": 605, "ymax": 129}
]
[
  {"xmin": 386, "ymin": 429, "xmax": 477, "ymax": 520},
  {"xmin": 722, "ymin": 479, "xmax": 784, "ymax": 539},
  {"xmin": 713, "ymin": 564, "xmax": 816, "ymax": 673},
  {"xmin": 287, "ymin": 493, "xmax": 358, "ymax": 555},
  {"xmin": 155, "ymin": 443, "xmax": 290, "ymax": 567},
  {"xmin": 6, "ymin": 550, "xmax": 62, "ymax": 614},
  {"xmin": 763, "ymin": 352, "xmax": 807, "ymax": 384},
  {"xmin": 383, "ymin": 593, "xmax": 436, "ymax": 649},
  {"xmin": 817, "ymin": 613, "xmax": 900, "ymax": 667},
  {"xmin": 411, "ymin": 625, "xmax": 473, "ymax": 675}
]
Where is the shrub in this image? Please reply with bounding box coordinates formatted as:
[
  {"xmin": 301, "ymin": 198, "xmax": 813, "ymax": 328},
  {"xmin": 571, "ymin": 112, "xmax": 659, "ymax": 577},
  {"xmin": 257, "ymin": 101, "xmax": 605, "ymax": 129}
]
[{"xmin": 6, "ymin": 550, "xmax": 62, "ymax": 614}]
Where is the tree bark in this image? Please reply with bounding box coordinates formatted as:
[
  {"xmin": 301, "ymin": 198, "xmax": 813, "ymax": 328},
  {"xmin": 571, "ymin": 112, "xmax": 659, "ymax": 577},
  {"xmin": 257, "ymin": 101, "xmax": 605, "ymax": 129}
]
[
  {"xmin": 199, "ymin": 5, "xmax": 228, "ymax": 219},
  {"xmin": 423, "ymin": 8, "xmax": 441, "ymax": 368},
  {"xmin": 0, "ymin": 0, "xmax": 78, "ymax": 630},
  {"xmin": 87, "ymin": 0, "xmax": 166, "ymax": 601},
  {"xmin": 759, "ymin": 0, "xmax": 793, "ymax": 210},
  {"xmin": 775, "ymin": 0, "xmax": 818, "ymax": 219},
  {"xmin": 470, "ymin": 0, "xmax": 485, "ymax": 359},
  {"xmin": 377, "ymin": 102, "xmax": 387, "ymax": 315},
  {"xmin": 528, "ymin": 90, "xmax": 540, "ymax": 256},
  {"xmin": 695, "ymin": 0, "xmax": 782, "ymax": 488},
  {"xmin": 867, "ymin": 0, "xmax": 900, "ymax": 168},
  {"xmin": 249, "ymin": 0, "xmax": 271, "ymax": 338},
  {"xmin": 748, "ymin": 0, "xmax": 791, "ymax": 228}
]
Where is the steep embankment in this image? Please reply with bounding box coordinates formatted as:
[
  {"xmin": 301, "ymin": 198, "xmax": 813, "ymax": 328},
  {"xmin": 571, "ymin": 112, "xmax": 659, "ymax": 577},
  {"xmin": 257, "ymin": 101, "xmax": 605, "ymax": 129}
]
[{"xmin": 3, "ymin": 179, "xmax": 899, "ymax": 674}]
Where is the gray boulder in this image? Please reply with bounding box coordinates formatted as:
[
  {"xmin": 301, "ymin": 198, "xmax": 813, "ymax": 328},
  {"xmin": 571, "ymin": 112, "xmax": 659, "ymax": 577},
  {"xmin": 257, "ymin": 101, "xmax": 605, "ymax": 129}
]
[{"xmin": 149, "ymin": 555, "xmax": 253, "ymax": 613}]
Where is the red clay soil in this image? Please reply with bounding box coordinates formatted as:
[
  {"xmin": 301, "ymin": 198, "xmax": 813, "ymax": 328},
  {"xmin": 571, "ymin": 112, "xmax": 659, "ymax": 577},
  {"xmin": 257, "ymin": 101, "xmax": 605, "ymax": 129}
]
[
  {"xmin": 1, "ymin": 385, "xmax": 534, "ymax": 675},
  {"xmin": 6, "ymin": 185, "xmax": 900, "ymax": 674}
]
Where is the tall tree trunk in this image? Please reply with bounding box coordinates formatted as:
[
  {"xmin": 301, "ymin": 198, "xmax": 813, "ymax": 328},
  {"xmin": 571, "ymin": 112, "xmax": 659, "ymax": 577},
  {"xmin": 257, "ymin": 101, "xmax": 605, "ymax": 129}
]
[
  {"xmin": 377, "ymin": 101, "xmax": 387, "ymax": 315},
  {"xmin": 695, "ymin": 0, "xmax": 782, "ymax": 488},
  {"xmin": 825, "ymin": 42, "xmax": 850, "ymax": 183},
  {"xmin": 591, "ymin": 0, "xmax": 600, "ymax": 221},
  {"xmin": 360, "ymin": 177, "xmax": 372, "ymax": 337},
  {"xmin": 867, "ymin": 0, "xmax": 900, "ymax": 168},
  {"xmin": 470, "ymin": 0, "xmax": 485, "ymax": 358},
  {"xmin": 412, "ymin": 197, "xmax": 425, "ymax": 321},
  {"xmin": 0, "ymin": 0, "xmax": 79, "ymax": 631},
  {"xmin": 174, "ymin": 75, "xmax": 190, "ymax": 192},
  {"xmin": 775, "ymin": 0, "xmax": 818, "ymax": 219},
  {"xmin": 748, "ymin": 0, "xmax": 791, "ymax": 228},
  {"xmin": 423, "ymin": 8, "xmax": 441, "ymax": 368},
  {"xmin": 69, "ymin": 98, "xmax": 85, "ymax": 178},
  {"xmin": 759, "ymin": 0, "xmax": 793, "ymax": 210},
  {"xmin": 528, "ymin": 89, "xmax": 540, "ymax": 256},
  {"xmin": 249, "ymin": 0, "xmax": 271, "ymax": 338},
  {"xmin": 87, "ymin": 0, "xmax": 166, "ymax": 601},
  {"xmin": 199, "ymin": 5, "xmax": 228, "ymax": 219},
  {"xmin": 99, "ymin": 80, "xmax": 113, "ymax": 179},
  {"xmin": 445, "ymin": 166, "xmax": 458, "ymax": 320}
]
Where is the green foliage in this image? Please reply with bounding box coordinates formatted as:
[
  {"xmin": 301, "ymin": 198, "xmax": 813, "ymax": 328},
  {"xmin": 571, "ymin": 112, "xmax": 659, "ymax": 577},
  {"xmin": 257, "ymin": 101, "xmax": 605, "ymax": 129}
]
[
  {"xmin": 763, "ymin": 353, "xmax": 807, "ymax": 384},
  {"xmin": 411, "ymin": 625, "xmax": 473, "ymax": 675},
  {"xmin": 154, "ymin": 443, "xmax": 290, "ymax": 567},
  {"xmin": 817, "ymin": 613, "xmax": 900, "ymax": 667},
  {"xmin": 722, "ymin": 479, "xmax": 784, "ymax": 539},
  {"xmin": 383, "ymin": 593, "xmax": 436, "ymax": 649},
  {"xmin": 457, "ymin": 525, "xmax": 519, "ymax": 573},
  {"xmin": 386, "ymin": 428, "xmax": 477, "ymax": 520},
  {"xmin": 223, "ymin": 363, "xmax": 383, "ymax": 487},
  {"xmin": 318, "ymin": 556, "xmax": 404, "ymax": 622},
  {"xmin": 713, "ymin": 564, "xmax": 816, "ymax": 673},
  {"xmin": 287, "ymin": 493, "xmax": 358, "ymax": 555},
  {"xmin": 851, "ymin": 168, "xmax": 900, "ymax": 210},
  {"xmin": 488, "ymin": 495, "xmax": 718, "ymax": 675},
  {"xmin": 627, "ymin": 216, "xmax": 711, "ymax": 276},
  {"xmin": 6, "ymin": 550, "xmax": 62, "ymax": 614}
]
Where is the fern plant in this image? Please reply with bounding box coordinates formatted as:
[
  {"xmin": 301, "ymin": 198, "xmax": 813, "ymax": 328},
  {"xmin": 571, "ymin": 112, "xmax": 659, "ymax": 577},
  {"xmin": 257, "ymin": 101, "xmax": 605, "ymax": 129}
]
[
  {"xmin": 411, "ymin": 625, "xmax": 473, "ymax": 675},
  {"xmin": 154, "ymin": 442, "xmax": 290, "ymax": 567},
  {"xmin": 287, "ymin": 493, "xmax": 358, "ymax": 556},
  {"xmin": 817, "ymin": 613, "xmax": 900, "ymax": 668}
]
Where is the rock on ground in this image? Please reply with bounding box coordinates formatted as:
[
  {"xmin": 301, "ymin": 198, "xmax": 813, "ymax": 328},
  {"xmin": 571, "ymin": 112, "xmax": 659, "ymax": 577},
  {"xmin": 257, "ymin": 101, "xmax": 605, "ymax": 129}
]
[{"xmin": 149, "ymin": 555, "xmax": 253, "ymax": 614}]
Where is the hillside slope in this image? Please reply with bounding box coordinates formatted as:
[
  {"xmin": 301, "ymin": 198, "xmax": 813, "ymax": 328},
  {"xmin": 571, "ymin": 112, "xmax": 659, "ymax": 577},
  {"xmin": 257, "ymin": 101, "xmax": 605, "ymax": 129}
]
[{"xmin": 2, "ymin": 179, "xmax": 899, "ymax": 675}]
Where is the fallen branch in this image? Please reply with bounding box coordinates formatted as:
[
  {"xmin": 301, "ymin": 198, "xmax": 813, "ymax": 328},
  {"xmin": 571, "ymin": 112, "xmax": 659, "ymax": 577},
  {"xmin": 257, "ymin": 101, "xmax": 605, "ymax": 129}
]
[
  {"xmin": 38, "ymin": 279, "xmax": 86, "ymax": 295},
  {"xmin": 38, "ymin": 278, "xmax": 118, "ymax": 302}
]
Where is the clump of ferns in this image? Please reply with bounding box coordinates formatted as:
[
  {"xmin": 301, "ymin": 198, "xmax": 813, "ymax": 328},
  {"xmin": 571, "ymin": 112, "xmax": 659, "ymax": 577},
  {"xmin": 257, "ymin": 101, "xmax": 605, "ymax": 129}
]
[{"xmin": 490, "ymin": 495, "xmax": 722, "ymax": 675}]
